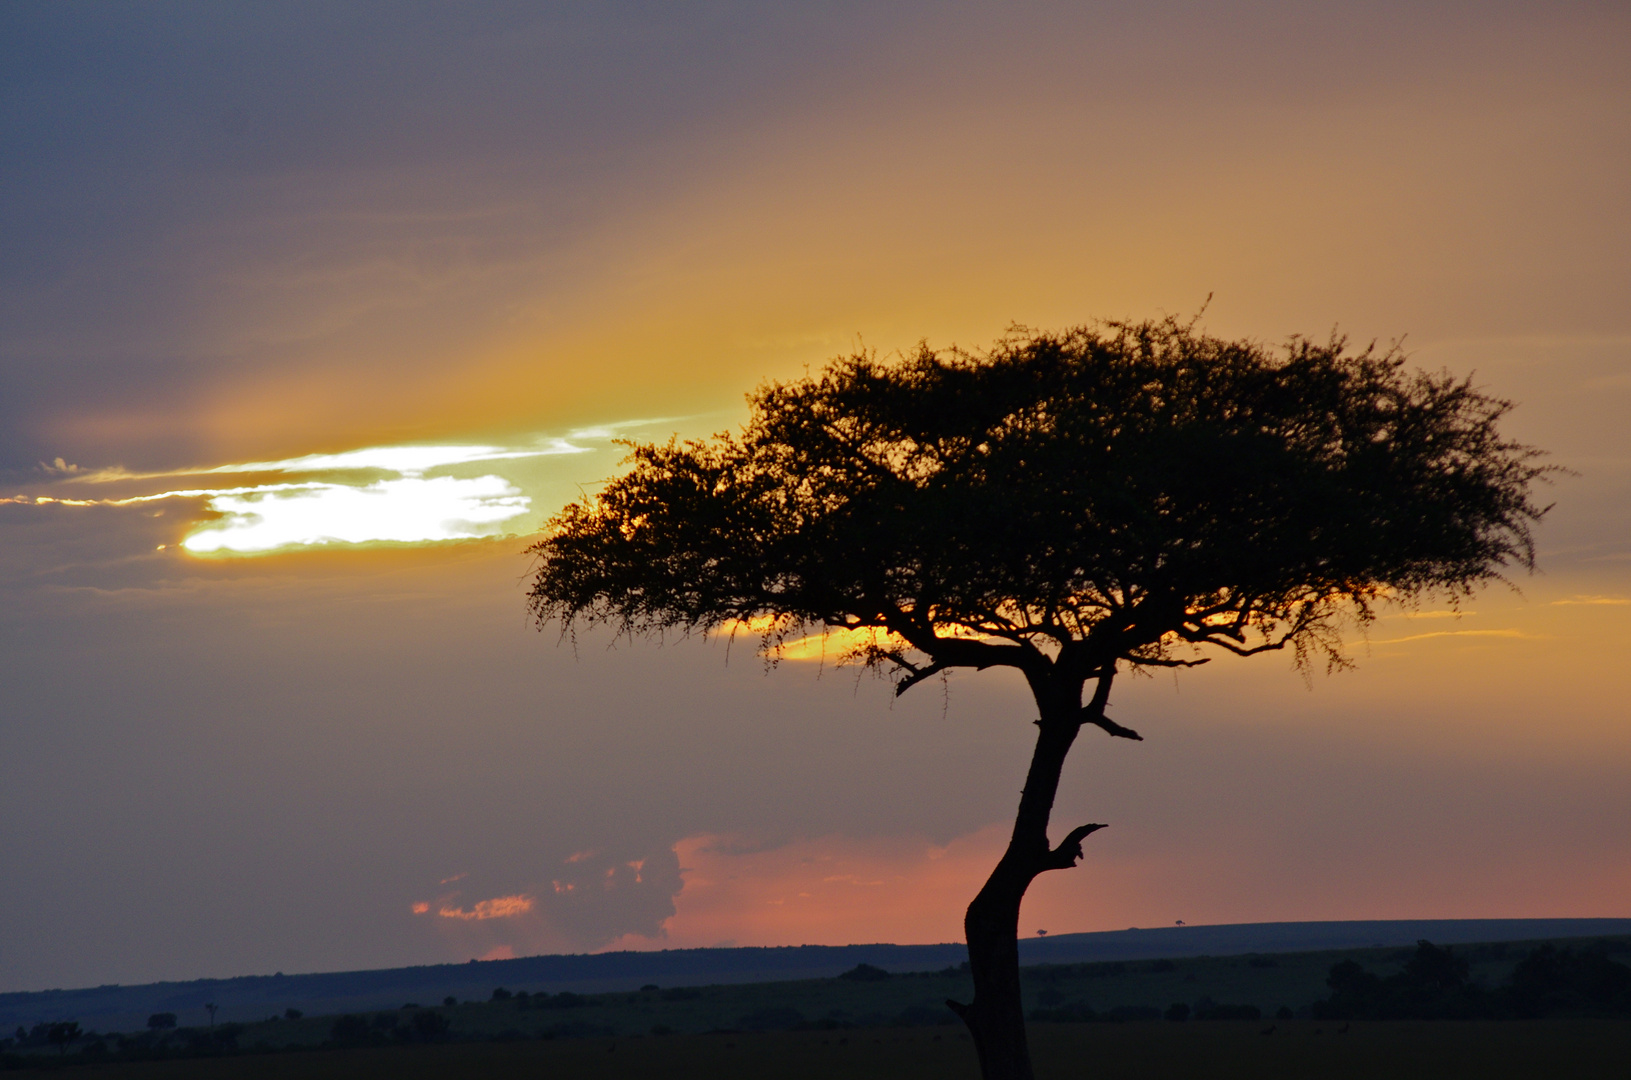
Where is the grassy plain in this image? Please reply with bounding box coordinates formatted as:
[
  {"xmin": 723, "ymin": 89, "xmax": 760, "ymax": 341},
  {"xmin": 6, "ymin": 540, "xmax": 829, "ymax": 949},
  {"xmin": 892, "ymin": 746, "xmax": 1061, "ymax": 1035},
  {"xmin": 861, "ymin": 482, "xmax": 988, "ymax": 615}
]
[
  {"xmin": 10, "ymin": 937, "xmax": 1627, "ymax": 1076},
  {"xmin": 43, "ymin": 1020, "xmax": 1631, "ymax": 1080},
  {"xmin": 158, "ymin": 936, "xmax": 1624, "ymax": 1046}
]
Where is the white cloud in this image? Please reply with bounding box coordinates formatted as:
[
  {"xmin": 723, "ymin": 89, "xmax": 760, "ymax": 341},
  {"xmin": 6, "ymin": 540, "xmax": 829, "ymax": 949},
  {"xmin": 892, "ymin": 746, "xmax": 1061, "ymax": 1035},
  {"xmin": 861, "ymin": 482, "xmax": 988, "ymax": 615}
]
[{"xmin": 181, "ymin": 474, "xmax": 530, "ymax": 554}]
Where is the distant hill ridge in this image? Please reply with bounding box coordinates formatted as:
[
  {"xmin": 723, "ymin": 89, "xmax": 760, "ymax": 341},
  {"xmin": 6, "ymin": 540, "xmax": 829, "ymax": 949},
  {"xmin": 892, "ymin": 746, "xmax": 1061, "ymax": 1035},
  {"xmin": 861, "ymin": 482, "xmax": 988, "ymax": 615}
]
[{"xmin": 5, "ymin": 918, "xmax": 1629, "ymax": 1032}]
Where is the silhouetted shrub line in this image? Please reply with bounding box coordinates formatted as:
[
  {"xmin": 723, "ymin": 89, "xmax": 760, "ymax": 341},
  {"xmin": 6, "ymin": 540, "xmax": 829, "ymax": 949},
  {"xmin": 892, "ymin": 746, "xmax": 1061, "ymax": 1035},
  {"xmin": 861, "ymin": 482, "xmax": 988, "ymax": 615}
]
[
  {"xmin": 327, "ymin": 1007, "xmax": 452, "ymax": 1046},
  {"xmin": 837, "ymin": 964, "xmax": 892, "ymax": 982},
  {"xmin": 6, "ymin": 938, "xmax": 1628, "ymax": 1069},
  {"xmin": 1019, "ymin": 940, "xmax": 1631, "ymax": 1026},
  {"xmin": 1313, "ymin": 940, "xmax": 1631, "ymax": 1021},
  {"xmin": 1029, "ymin": 999, "xmax": 1260, "ymax": 1024}
]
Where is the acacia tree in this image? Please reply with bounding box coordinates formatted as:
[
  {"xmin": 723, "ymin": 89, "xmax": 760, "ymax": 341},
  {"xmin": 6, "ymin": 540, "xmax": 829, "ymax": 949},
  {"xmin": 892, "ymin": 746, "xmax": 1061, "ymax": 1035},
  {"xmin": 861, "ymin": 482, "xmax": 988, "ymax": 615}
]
[{"xmin": 526, "ymin": 318, "xmax": 1548, "ymax": 1080}]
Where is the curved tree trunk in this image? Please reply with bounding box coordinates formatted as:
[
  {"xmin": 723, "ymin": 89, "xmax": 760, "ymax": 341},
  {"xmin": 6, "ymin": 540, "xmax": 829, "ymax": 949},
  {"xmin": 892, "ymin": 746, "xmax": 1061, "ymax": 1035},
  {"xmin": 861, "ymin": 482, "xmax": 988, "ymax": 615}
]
[{"xmin": 950, "ymin": 673, "xmax": 1112, "ymax": 1080}]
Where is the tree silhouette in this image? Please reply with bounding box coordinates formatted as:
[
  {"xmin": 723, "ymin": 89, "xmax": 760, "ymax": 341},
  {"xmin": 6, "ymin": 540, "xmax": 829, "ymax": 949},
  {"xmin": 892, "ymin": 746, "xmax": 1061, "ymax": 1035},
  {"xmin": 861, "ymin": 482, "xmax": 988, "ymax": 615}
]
[
  {"xmin": 45, "ymin": 1021, "xmax": 80, "ymax": 1055},
  {"xmin": 526, "ymin": 318, "xmax": 1549, "ymax": 1080}
]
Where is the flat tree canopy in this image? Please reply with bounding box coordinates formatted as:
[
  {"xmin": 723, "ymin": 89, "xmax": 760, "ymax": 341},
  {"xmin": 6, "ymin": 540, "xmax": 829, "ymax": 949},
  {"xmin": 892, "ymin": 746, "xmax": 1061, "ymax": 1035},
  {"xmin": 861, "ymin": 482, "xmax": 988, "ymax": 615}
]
[
  {"xmin": 531, "ymin": 319, "xmax": 1544, "ymax": 678},
  {"xmin": 526, "ymin": 317, "xmax": 1549, "ymax": 1080}
]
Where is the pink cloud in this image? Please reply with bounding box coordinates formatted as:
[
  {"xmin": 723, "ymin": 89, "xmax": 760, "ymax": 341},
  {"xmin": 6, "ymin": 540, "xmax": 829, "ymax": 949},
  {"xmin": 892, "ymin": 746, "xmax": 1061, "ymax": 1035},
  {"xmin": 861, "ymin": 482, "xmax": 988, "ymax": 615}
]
[
  {"xmin": 604, "ymin": 830, "xmax": 1013, "ymax": 950},
  {"xmin": 437, "ymin": 894, "xmax": 535, "ymax": 921}
]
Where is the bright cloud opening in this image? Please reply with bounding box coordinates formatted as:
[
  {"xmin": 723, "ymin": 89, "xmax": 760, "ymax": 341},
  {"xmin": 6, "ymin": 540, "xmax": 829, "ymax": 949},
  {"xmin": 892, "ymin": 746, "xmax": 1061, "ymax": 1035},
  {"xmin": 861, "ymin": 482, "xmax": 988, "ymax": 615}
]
[
  {"xmin": 12, "ymin": 431, "xmax": 686, "ymax": 556},
  {"xmin": 181, "ymin": 474, "xmax": 529, "ymax": 553},
  {"xmin": 196, "ymin": 442, "xmax": 584, "ymax": 478}
]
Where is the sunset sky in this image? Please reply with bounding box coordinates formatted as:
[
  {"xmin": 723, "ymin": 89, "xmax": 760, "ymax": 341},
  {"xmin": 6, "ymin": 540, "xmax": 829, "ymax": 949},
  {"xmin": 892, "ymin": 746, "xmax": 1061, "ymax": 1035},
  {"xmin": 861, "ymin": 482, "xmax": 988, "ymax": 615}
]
[{"xmin": 3, "ymin": 2, "xmax": 1629, "ymax": 993}]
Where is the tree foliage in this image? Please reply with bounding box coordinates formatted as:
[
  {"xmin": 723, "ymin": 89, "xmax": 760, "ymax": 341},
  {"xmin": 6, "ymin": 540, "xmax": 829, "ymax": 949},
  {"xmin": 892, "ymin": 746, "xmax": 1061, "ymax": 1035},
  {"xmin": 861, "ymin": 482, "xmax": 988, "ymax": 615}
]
[{"xmin": 528, "ymin": 317, "xmax": 1548, "ymax": 686}]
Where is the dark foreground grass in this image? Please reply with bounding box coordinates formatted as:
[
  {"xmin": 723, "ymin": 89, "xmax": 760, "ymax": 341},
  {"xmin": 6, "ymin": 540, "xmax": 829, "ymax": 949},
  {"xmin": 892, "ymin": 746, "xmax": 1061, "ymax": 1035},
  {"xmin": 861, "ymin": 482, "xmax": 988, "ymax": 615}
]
[{"xmin": 49, "ymin": 1020, "xmax": 1631, "ymax": 1080}]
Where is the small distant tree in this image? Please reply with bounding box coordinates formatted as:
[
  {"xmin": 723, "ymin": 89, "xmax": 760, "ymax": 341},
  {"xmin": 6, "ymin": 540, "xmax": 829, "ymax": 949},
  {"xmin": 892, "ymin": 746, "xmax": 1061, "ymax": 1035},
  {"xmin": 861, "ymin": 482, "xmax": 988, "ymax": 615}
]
[
  {"xmin": 837, "ymin": 963, "xmax": 891, "ymax": 982},
  {"xmin": 1403, "ymin": 940, "xmax": 1470, "ymax": 991},
  {"xmin": 203, "ymin": 1002, "xmax": 217, "ymax": 1028},
  {"xmin": 407, "ymin": 1009, "xmax": 450, "ymax": 1041},
  {"xmin": 527, "ymin": 318, "xmax": 1549, "ymax": 1080},
  {"xmin": 146, "ymin": 1012, "xmax": 177, "ymax": 1031},
  {"xmin": 283, "ymin": 1008, "xmax": 303, "ymax": 1020},
  {"xmin": 329, "ymin": 1014, "xmax": 371, "ymax": 1044},
  {"xmin": 45, "ymin": 1021, "xmax": 81, "ymax": 1056}
]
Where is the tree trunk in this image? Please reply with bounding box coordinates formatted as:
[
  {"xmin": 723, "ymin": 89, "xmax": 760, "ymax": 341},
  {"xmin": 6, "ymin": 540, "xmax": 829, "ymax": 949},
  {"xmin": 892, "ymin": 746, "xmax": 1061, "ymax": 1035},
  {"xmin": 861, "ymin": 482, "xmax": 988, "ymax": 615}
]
[{"xmin": 951, "ymin": 673, "xmax": 1111, "ymax": 1080}]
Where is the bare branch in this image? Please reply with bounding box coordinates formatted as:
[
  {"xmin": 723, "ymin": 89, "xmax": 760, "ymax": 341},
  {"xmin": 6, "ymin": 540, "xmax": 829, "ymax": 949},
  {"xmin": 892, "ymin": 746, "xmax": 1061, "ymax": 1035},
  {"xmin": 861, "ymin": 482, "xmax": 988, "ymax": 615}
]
[
  {"xmin": 1042, "ymin": 822, "xmax": 1108, "ymax": 871},
  {"xmin": 1128, "ymin": 655, "xmax": 1211, "ymax": 669},
  {"xmin": 1086, "ymin": 714, "xmax": 1143, "ymax": 741},
  {"xmin": 888, "ymin": 613, "xmax": 1045, "ymax": 676},
  {"xmin": 1067, "ymin": 664, "xmax": 1138, "ymax": 737},
  {"xmin": 1182, "ymin": 629, "xmax": 1292, "ymax": 657},
  {"xmin": 892, "ymin": 657, "xmax": 949, "ymax": 697}
]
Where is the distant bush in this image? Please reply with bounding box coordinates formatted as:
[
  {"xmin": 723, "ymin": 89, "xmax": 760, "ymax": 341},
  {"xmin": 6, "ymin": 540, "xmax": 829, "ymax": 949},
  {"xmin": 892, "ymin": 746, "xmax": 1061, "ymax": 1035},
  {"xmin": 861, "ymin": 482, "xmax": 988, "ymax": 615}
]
[
  {"xmin": 283, "ymin": 1008, "xmax": 302, "ymax": 1020},
  {"xmin": 838, "ymin": 963, "xmax": 891, "ymax": 982},
  {"xmin": 491, "ymin": 987, "xmax": 512, "ymax": 1001},
  {"xmin": 45, "ymin": 1021, "xmax": 81, "ymax": 1055},
  {"xmin": 895, "ymin": 1004, "xmax": 956, "ymax": 1027},
  {"xmin": 738, "ymin": 1006, "xmax": 805, "ymax": 1032},
  {"xmin": 403, "ymin": 1010, "xmax": 450, "ymax": 1042},
  {"xmin": 1107, "ymin": 1005, "xmax": 1162, "ymax": 1022},
  {"xmin": 1507, "ymin": 944, "xmax": 1631, "ymax": 1017},
  {"xmin": 1192, "ymin": 1002, "xmax": 1260, "ymax": 1021},
  {"xmin": 1308, "ymin": 938, "xmax": 1631, "ymax": 1020},
  {"xmin": 535, "ymin": 991, "xmax": 587, "ymax": 1010},
  {"xmin": 147, "ymin": 1013, "xmax": 178, "ymax": 1031},
  {"xmin": 1029, "ymin": 1002, "xmax": 1097, "ymax": 1022},
  {"xmin": 329, "ymin": 1015, "xmax": 372, "ymax": 1044},
  {"xmin": 171, "ymin": 1023, "xmax": 242, "ymax": 1054},
  {"xmin": 539, "ymin": 1020, "xmax": 614, "ymax": 1040},
  {"xmin": 1315, "ymin": 940, "xmax": 1487, "ymax": 1020}
]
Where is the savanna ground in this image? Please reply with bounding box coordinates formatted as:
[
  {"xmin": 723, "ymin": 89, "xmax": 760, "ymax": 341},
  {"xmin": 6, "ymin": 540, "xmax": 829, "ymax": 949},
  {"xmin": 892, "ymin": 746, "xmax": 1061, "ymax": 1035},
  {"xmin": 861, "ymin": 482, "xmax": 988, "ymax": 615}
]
[
  {"xmin": 9, "ymin": 938, "xmax": 1628, "ymax": 1077},
  {"xmin": 27, "ymin": 1020, "xmax": 1631, "ymax": 1080}
]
